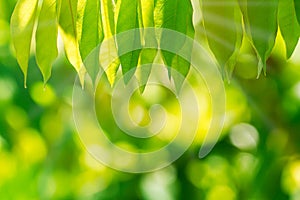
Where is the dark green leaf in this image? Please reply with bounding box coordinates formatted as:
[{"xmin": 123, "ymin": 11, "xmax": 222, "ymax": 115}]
[
  {"xmin": 295, "ymin": 0, "xmax": 300, "ymax": 25},
  {"xmin": 279, "ymin": 0, "xmax": 300, "ymax": 58},
  {"xmin": 246, "ymin": 0, "xmax": 279, "ymax": 76}
]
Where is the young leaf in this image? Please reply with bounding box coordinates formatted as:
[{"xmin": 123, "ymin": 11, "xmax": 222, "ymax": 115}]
[
  {"xmin": 36, "ymin": 0, "xmax": 58, "ymax": 84},
  {"xmin": 137, "ymin": 0, "xmax": 157, "ymax": 92},
  {"xmin": 80, "ymin": 0, "xmax": 103, "ymax": 60},
  {"xmin": 202, "ymin": 0, "xmax": 243, "ymax": 79},
  {"xmin": 279, "ymin": 0, "xmax": 300, "ymax": 59},
  {"xmin": 58, "ymin": 0, "xmax": 86, "ymax": 85},
  {"xmin": 100, "ymin": 0, "xmax": 120, "ymax": 86},
  {"xmin": 171, "ymin": 17, "xmax": 195, "ymax": 91},
  {"xmin": 245, "ymin": 0, "xmax": 278, "ymax": 76},
  {"xmin": 76, "ymin": 0, "xmax": 86, "ymax": 44},
  {"xmin": 116, "ymin": 0, "xmax": 141, "ymax": 83},
  {"xmin": 11, "ymin": 0, "xmax": 39, "ymax": 87},
  {"xmin": 80, "ymin": 0, "xmax": 104, "ymax": 83},
  {"xmin": 155, "ymin": 0, "xmax": 194, "ymax": 89}
]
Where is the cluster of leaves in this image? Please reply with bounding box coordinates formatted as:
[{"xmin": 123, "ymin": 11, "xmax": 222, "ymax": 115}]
[
  {"xmin": 10, "ymin": 0, "xmax": 300, "ymax": 87},
  {"xmin": 200, "ymin": 0, "xmax": 300, "ymax": 78}
]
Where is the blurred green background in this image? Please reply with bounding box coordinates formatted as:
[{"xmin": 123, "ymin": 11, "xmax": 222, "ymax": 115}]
[{"xmin": 1, "ymin": 1, "xmax": 300, "ymax": 199}]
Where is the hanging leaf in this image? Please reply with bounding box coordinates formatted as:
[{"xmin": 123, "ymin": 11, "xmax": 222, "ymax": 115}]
[
  {"xmin": 80, "ymin": 0, "xmax": 104, "ymax": 83},
  {"xmin": 80, "ymin": 0, "xmax": 103, "ymax": 60},
  {"xmin": 58, "ymin": 0, "xmax": 86, "ymax": 86},
  {"xmin": 279, "ymin": 0, "xmax": 300, "ymax": 59},
  {"xmin": 245, "ymin": 0, "xmax": 278, "ymax": 76},
  {"xmin": 11, "ymin": 0, "xmax": 39, "ymax": 87},
  {"xmin": 202, "ymin": 0, "xmax": 243, "ymax": 79},
  {"xmin": 36, "ymin": 0, "xmax": 58, "ymax": 84},
  {"xmin": 137, "ymin": 0, "xmax": 157, "ymax": 92},
  {"xmin": 100, "ymin": 0, "xmax": 120, "ymax": 86},
  {"xmin": 238, "ymin": 0, "xmax": 250, "ymax": 35},
  {"xmin": 171, "ymin": 17, "xmax": 195, "ymax": 91},
  {"xmin": 116, "ymin": 0, "xmax": 141, "ymax": 83},
  {"xmin": 155, "ymin": 0, "xmax": 194, "ymax": 90},
  {"xmin": 76, "ymin": 0, "xmax": 86, "ymax": 44},
  {"xmin": 295, "ymin": 0, "xmax": 300, "ymax": 25}
]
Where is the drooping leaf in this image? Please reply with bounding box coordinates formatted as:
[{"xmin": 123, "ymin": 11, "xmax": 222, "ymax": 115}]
[
  {"xmin": 76, "ymin": 0, "xmax": 86, "ymax": 43},
  {"xmin": 154, "ymin": 0, "xmax": 194, "ymax": 90},
  {"xmin": 238, "ymin": 0, "xmax": 250, "ymax": 35},
  {"xmin": 80, "ymin": 0, "xmax": 103, "ymax": 60},
  {"xmin": 101, "ymin": 0, "xmax": 115, "ymax": 37},
  {"xmin": 171, "ymin": 17, "xmax": 195, "ymax": 91},
  {"xmin": 279, "ymin": 0, "xmax": 300, "ymax": 59},
  {"xmin": 36, "ymin": 0, "xmax": 58, "ymax": 84},
  {"xmin": 295, "ymin": 0, "xmax": 300, "ymax": 25},
  {"xmin": 100, "ymin": 0, "xmax": 120, "ymax": 86},
  {"xmin": 80, "ymin": 0, "xmax": 104, "ymax": 83},
  {"xmin": 137, "ymin": 0, "xmax": 157, "ymax": 92},
  {"xmin": 202, "ymin": 0, "xmax": 243, "ymax": 79},
  {"xmin": 245, "ymin": 0, "xmax": 279, "ymax": 76},
  {"xmin": 10, "ymin": 0, "xmax": 39, "ymax": 87},
  {"xmin": 58, "ymin": 0, "xmax": 86, "ymax": 85},
  {"xmin": 116, "ymin": 0, "xmax": 141, "ymax": 83}
]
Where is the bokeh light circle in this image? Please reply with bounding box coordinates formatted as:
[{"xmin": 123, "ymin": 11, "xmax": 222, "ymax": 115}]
[{"xmin": 72, "ymin": 28, "xmax": 226, "ymax": 173}]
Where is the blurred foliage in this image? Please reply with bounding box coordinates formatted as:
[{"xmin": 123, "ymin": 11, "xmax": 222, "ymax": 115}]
[{"xmin": 1, "ymin": 1, "xmax": 300, "ymax": 200}]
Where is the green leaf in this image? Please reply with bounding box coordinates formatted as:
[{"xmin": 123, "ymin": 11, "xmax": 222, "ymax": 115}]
[
  {"xmin": 137, "ymin": 0, "xmax": 157, "ymax": 92},
  {"xmin": 76, "ymin": 0, "xmax": 86, "ymax": 43},
  {"xmin": 80, "ymin": 0, "xmax": 103, "ymax": 60},
  {"xmin": 295, "ymin": 0, "xmax": 300, "ymax": 25},
  {"xmin": 245, "ymin": 0, "xmax": 279, "ymax": 76},
  {"xmin": 36, "ymin": 0, "xmax": 58, "ymax": 84},
  {"xmin": 155, "ymin": 0, "xmax": 194, "ymax": 90},
  {"xmin": 0, "ymin": 0, "xmax": 9, "ymax": 21},
  {"xmin": 100, "ymin": 0, "xmax": 120, "ymax": 86},
  {"xmin": 79, "ymin": 0, "xmax": 104, "ymax": 83},
  {"xmin": 58, "ymin": 0, "xmax": 86, "ymax": 86},
  {"xmin": 279, "ymin": 0, "xmax": 300, "ymax": 59},
  {"xmin": 10, "ymin": 0, "xmax": 39, "ymax": 87},
  {"xmin": 116, "ymin": 0, "xmax": 141, "ymax": 83},
  {"xmin": 202, "ymin": 0, "xmax": 243, "ymax": 79},
  {"xmin": 238, "ymin": 0, "xmax": 250, "ymax": 35}
]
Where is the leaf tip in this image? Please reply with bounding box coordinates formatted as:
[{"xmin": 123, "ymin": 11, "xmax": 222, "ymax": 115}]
[{"xmin": 23, "ymin": 73, "xmax": 28, "ymax": 89}]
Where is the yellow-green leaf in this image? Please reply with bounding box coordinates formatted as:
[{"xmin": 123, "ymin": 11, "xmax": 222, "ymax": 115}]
[
  {"xmin": 76, "ymin": 0, "xmax": 86, "ymax": 44},
  {"xmin": 137, "ymin": 0, "xmax": 157, "ymax": 92},
  {"xmin": 36, "ymin": 0, "xmax": 58, "ymax": 84},
  {"xmin": 202, "ymin": 0, "xmax": 243, "ymax": 79},
  {"xmin": 11, "ymin": 0, "xmax": 39, "ymax": 87},
  {"xmin": 58, "ymin": 0, "xmax": 85, "ymax": 85},
  {"xmin": 155, "ymin": 0, "xmax": 194, "ymax": 89},
  {"xmin": 100, "ymin": 0, "xmax": 120, "ymax": 86}
]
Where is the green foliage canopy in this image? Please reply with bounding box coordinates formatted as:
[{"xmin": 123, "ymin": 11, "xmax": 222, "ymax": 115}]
[{"xmin": 10, "ymin": 0, "xmax": 300, "ymax": 86}]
